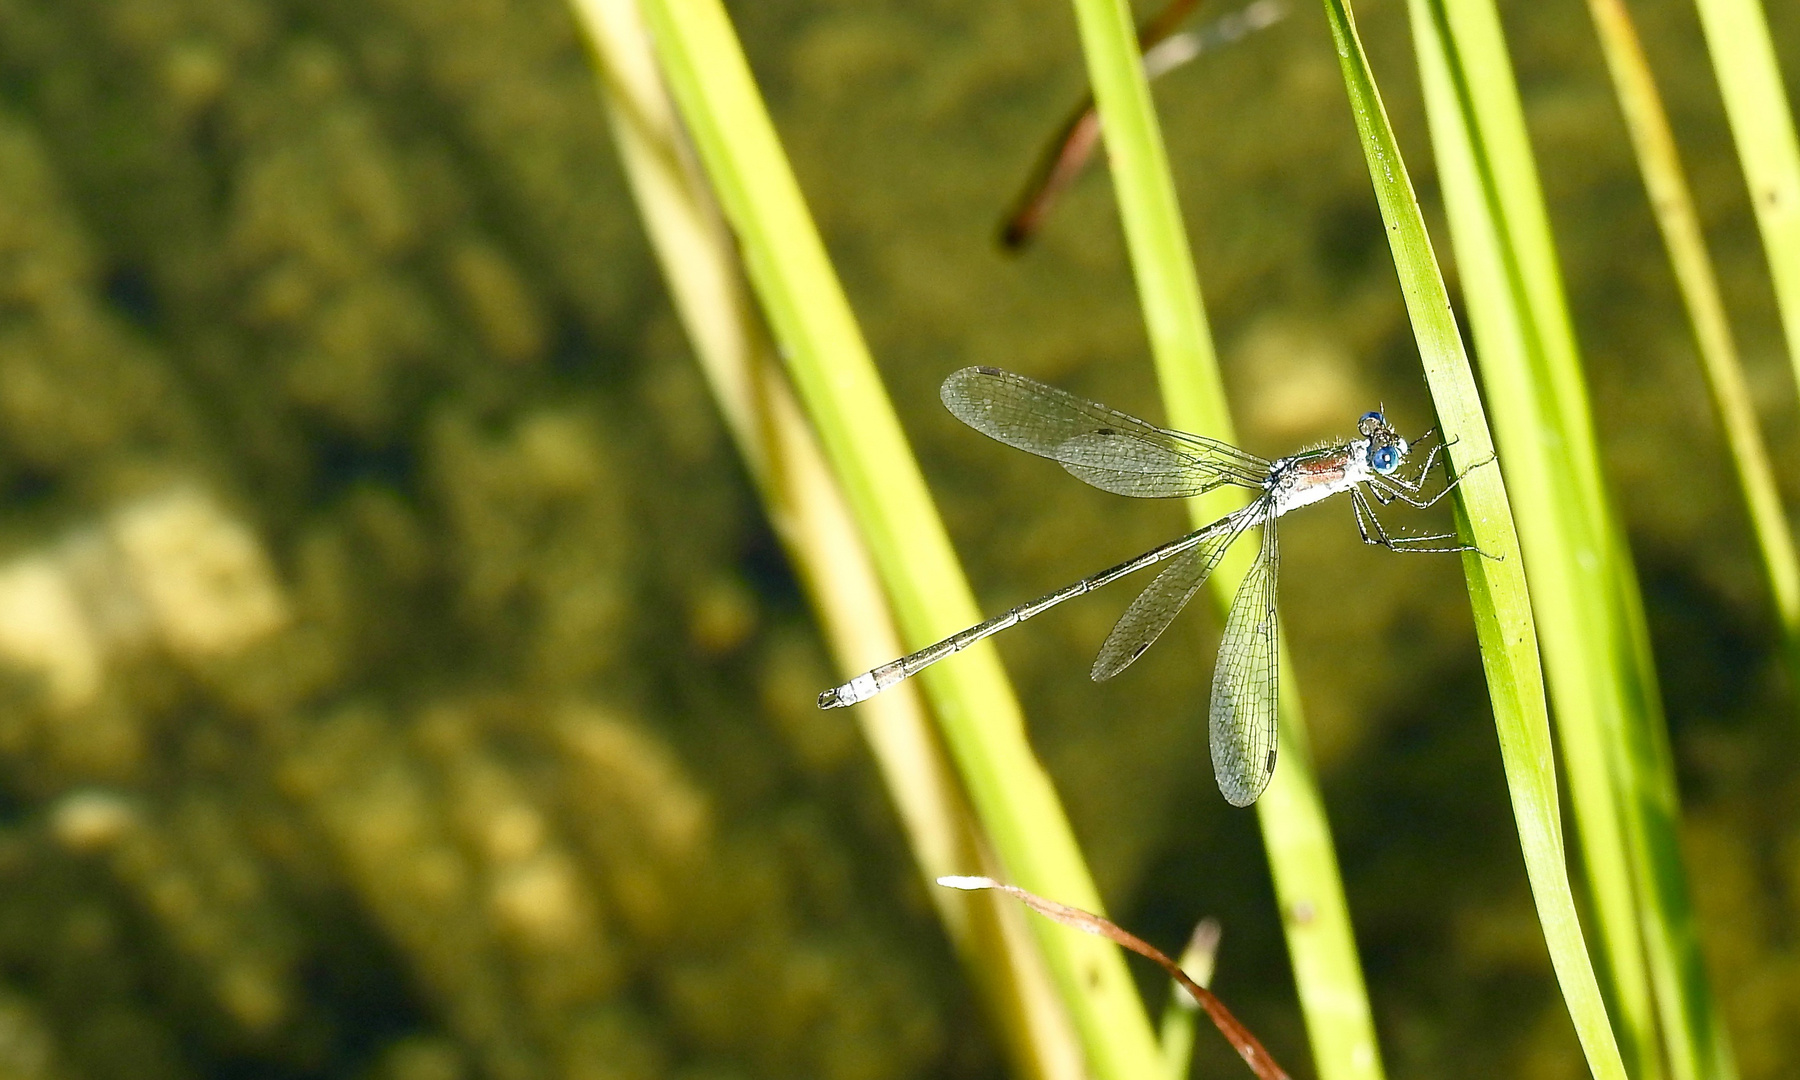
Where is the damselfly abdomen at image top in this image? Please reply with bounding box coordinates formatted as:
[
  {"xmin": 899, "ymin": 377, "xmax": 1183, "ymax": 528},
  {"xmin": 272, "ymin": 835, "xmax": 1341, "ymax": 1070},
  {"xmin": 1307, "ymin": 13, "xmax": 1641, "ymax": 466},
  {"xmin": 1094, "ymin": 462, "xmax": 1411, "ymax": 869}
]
[{"xmin": 819, "ymin": 367, "xmax": 1488, "ymax": 806}]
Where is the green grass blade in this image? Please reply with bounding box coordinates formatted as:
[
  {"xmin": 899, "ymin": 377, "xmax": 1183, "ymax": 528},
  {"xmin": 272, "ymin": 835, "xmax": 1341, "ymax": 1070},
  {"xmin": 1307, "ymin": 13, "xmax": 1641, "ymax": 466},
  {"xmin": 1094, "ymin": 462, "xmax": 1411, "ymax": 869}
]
[
  {"xmin": 1690, "ymin": 0, "xmax": 1800, "ymax": 394},
  {"xmin": 1406, "ymin": 2, "xmax": 1656, "ymax": 1074},
  {"xmin": 569, "ymin": 4, "xmax": 1087, "ymax": 1078},
  {"xmin": 1316, "ymin": 1, "xmax": 1628, "ymax": 1077},
  {"xmin": 1063, "ymin": 1, "xmax": 1386, "ymax": 1077},
  {"xmin": 1408, "ymin": 1, "xmax": 1734, "ymax": 1076},
  {"xmin": 1586, "ymin": 0, "xmax": 1783, "ymax": 1072},
  {"xmin": 1063, "ymin": 0, "xmax": 1229, "ymax": 444},
  {"xmin": 1585, "ymin": 0, "xmax": 1800, "ymax": 692},
  {"xmin": 628, "ymin": 1, "xmax": 1165, "ymax": 1077}
]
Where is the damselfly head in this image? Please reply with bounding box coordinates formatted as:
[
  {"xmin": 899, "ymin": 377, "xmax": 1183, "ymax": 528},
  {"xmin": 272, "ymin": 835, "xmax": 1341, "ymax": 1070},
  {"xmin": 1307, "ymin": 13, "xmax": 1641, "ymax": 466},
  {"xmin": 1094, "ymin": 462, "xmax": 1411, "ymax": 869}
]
[{"xmin": 1357, "ymin": 410, "xmax": 1408, "ymax": 475}]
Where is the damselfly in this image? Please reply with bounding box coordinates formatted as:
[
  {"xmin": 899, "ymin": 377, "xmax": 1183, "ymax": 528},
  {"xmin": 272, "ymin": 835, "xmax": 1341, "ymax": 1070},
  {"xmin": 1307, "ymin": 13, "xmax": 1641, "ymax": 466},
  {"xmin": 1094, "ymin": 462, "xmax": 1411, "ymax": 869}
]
[{"xmin": 817, "ymin": 366, "xmax": 1483, "ymax": 806}]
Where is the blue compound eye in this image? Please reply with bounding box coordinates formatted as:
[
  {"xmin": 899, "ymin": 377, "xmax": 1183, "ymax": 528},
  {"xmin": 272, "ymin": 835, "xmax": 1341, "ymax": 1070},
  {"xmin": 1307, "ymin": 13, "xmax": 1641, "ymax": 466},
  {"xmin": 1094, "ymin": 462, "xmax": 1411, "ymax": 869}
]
[
  {"xmin": 1361, "ymin": 410, "xmax": 1383, "ymax": 424},
  {"xmin": 1371, "ymin": 444, "xmax": 1399, "ymax": 473}
]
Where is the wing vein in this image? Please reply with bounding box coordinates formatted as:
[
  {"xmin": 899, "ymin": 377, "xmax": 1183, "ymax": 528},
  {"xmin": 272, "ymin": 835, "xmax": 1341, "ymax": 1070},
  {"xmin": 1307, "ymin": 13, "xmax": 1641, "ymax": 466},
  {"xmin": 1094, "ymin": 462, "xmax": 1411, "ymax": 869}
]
[
  {"xmin": 1209, "ymin": 506, "xmax": 1281, "ymax": 807},
  {"xmin": 1090, "ymin": 503, "xmax": 1262, "ymax": 682},
  {"xmin": 941, "ymin": 367, "xmax": 1269, "ymax": 498}
]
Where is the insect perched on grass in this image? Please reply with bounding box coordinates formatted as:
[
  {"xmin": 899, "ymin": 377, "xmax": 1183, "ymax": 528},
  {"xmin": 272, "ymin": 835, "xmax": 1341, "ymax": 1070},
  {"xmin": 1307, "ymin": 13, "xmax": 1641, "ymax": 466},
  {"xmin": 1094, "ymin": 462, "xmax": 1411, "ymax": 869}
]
[{"xmin": 818, "ymin": 366, "xmax": 1483, "ymax": 806}]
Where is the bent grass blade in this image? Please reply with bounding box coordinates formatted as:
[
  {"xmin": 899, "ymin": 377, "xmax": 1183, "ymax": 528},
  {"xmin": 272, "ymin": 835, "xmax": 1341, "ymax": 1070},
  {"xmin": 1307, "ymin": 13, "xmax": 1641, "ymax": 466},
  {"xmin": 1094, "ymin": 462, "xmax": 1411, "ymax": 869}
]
[{"xmin": 939, "ymin": 876, "xmax": 1292, "ymax": 1080}]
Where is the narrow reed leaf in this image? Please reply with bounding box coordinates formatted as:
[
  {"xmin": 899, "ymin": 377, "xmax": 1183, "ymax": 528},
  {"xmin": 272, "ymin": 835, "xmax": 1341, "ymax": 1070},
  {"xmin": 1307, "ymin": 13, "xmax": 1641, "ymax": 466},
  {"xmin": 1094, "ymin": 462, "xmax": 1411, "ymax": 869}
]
[
  {"xmin": 1316, "ymin": 1, "xmax": 1627, "ymax": 1077},
  {"xmin": 1408, "ymin": 0, "xmax": 1731, "ymax": 1076},
  {"xmin": 1586, "ymin": 0, "xmax": 1779, "ymax": 1073},
  {"xmin": 1062, "ymin": 0, "xmax": 1385, "ymax": 1076},
  {"xmin": 629, "ymin": 1, "xmax": 1164, "ymax": 1077},
  {"xmin": 1406, "ymin": 0, "xmax": 1657, "ymax": 1073},
  {"xmin": 1592, "ymin": 0, "xmax": 1800, "ymax": 698},
  {"xmin": 1690, "ymin": 0, "xmax": 1800, "ymax": 393},
  {"xmin": 569, "ymin": 4, "xmax": 1086, "ymax": 1078},
  {"xmin": 938, "ymin": 878, "xmax": 1291, "ymax": 1080}
]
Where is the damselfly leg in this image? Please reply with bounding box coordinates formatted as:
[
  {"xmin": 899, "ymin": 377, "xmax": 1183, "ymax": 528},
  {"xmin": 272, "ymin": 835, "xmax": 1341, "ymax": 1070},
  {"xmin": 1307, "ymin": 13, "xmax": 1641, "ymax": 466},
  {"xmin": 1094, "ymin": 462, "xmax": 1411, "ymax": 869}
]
[{"xmin": 1352, "ymin": 487, "xmax": 1473, "ymax": 554}]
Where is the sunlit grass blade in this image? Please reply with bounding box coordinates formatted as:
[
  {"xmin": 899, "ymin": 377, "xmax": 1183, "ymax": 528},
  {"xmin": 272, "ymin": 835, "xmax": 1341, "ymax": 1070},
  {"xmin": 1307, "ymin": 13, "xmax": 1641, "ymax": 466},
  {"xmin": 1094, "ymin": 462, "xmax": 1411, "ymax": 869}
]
[
  {"xmin": 1584, "ymin": 1, "xmax": 1780, "ymax": 1071},
  {"xmin": 1407, "ymin": 0, "xmax": 1656, "ymax": 1073},
  {"xmin": 1063, "ymin": 0, "xmax": 1386, "ymax": 1077},
  {"xmin": 1317, "ymin": 1, "xmax": 1628, "ymax": 1077},
  {"xmin": 567, "ymin": 4, "xmax": 1086, "ymax": 1078},
  {"xmin": 1690, "ymin": 0, "xmax": 1800, "ymax": 394},
  {"xmin": 624, "ymin": 1, "xmax": 1166, "ymax": 1077},
  {"xmin": 1407, "ymin": 0, "xmax": 1733, "ymax": 1076},
  {"xmin": 1584, "ymin": 0, "xmax": 1800, "ymax": 693}
]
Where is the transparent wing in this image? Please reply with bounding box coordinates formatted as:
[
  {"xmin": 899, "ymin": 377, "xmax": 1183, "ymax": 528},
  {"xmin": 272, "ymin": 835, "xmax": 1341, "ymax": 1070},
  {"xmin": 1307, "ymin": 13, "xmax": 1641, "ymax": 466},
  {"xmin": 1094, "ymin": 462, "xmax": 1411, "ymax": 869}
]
[
  {"xmin": 1090, "ymin": 505, "xmax": 1260, "ymax": 681},
  {"xmin": 941, "ymin": 366, "xmax": 1268, "ymax": 497},
  {"xmin": 1208, "ymin": 511, "xmax": 1281, "ymax": 807}
]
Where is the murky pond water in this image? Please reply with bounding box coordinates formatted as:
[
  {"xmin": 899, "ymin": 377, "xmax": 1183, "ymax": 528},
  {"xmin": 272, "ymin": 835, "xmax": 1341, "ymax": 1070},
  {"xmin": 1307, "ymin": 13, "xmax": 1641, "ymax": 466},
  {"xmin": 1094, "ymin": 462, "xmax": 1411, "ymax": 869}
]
[{"xmin": 0, "ymin": 0, "xmax": 1788, "ymax": 1077}]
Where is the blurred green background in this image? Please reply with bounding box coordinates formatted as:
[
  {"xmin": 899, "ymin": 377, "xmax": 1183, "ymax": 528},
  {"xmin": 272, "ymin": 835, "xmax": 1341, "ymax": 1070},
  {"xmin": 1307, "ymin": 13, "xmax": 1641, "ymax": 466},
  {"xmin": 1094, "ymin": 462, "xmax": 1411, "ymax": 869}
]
[{"xmin": 0, "ymin": 0, "xmax": 1789, "ymax": 1078}]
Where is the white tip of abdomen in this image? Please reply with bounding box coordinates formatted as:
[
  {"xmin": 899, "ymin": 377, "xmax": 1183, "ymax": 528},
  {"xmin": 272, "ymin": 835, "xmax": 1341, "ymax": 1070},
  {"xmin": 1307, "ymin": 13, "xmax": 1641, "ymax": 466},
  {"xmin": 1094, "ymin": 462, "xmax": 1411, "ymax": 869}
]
[{"xmin": 818, "ymin": 670, "xmax": 879, "ymax": 709}]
